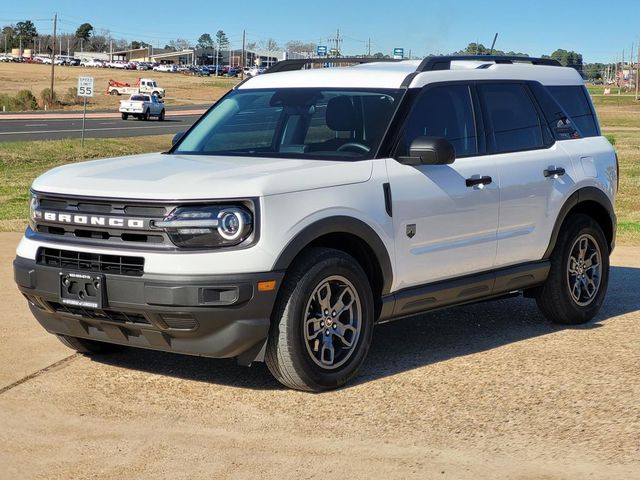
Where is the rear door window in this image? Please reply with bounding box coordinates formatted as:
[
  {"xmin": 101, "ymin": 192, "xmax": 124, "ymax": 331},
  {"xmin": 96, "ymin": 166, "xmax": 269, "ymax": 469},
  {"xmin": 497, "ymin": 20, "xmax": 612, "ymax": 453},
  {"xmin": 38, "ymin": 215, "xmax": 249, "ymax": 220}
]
[
  {"xmin": 547, "ymin": 86, "xmax": 599, "ymax": 137},
  {"xmin": 478, "ymin": 83, "xmax": 544, "ymax": 154}
]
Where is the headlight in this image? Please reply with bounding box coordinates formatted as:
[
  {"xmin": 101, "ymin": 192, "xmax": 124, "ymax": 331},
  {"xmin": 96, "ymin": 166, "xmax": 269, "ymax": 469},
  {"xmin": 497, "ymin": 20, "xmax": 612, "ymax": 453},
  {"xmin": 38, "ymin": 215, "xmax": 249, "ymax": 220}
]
[
  {"xmin": 28, "ymin": 192, "xmax": 41, "ymax": 231},
  {"xmin": 155, "ymin": 205, "xmax": 253, "ymax": 248}
]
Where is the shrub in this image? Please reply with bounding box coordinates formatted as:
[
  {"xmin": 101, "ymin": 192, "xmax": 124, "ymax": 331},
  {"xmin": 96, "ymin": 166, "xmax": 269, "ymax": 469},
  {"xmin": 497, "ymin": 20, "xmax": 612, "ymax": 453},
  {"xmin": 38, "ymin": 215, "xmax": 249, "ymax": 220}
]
[
  {"xmin": 40, "ymin": 88, "xmax": 58, "ymax": 108},
  {"xmin": 63, "ymin": 87, "xmax": 82, "ymax": 106},
  {"xmin": 605, "ymin": 134, "xmax": 616, "ymax": 146},
  {"xmin": 14, "ymin": 90, "xmax": 38, "ymax": 110}
]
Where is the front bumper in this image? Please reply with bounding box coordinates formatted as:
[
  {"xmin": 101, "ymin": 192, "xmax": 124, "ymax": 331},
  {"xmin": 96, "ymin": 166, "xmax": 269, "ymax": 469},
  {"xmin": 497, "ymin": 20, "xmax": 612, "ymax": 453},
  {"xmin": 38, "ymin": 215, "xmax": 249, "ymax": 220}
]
[{"xmin": 14, "ymin": 256, "xmax": 283, "ymax": 364}]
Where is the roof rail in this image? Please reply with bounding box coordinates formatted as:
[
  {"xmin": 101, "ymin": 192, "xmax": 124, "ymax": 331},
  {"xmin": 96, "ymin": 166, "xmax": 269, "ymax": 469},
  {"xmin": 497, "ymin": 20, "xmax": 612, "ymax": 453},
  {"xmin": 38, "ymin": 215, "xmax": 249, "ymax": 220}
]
[
  {"xmin": 264, "ymin": 57, "xmax": 402, "ymax": 74},
  {"xmin": 417, "ymin": 55, "xmax": 562, "ymax": 72}
]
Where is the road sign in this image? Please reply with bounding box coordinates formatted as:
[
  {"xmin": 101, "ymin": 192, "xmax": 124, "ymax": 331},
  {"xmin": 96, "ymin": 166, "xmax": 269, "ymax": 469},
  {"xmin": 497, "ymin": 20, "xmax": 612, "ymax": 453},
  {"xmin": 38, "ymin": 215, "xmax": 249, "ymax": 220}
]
[
  {"xmin": 77, "ymin": 76, "xmax": 94, "ymax": 97},
  {"xmin": 317, "ymin": 45, "xmax": 328, "ymax": 56},
  {"xmin": 77, "ymin": 76, "xmax": 94, "ymax": 147},
  {"xmin": 393, "ymin": 48, "xmax": 404, "ymax": 59}
]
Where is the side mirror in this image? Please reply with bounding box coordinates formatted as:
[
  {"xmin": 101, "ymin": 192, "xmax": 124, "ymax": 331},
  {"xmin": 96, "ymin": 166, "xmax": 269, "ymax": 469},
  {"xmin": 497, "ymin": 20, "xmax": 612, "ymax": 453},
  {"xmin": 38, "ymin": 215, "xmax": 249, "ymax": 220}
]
[
  {"xmin": 172, "ymin": 131, "xmax": 185, "ymax": 146},
  {"xmin": 398, "ymin": 136, "xmax": 456, "ymax": 166}
]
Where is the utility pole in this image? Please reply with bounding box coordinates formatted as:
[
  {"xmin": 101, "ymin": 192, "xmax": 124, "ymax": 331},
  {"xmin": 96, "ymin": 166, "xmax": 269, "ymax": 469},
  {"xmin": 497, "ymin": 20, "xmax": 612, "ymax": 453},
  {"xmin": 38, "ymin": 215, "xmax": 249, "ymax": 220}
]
[
  {"xmin": 630, "ymin": 43, "xmax": 635, "ymax": 94},
  {"xmin": 241, "ymin": 29, "xmax": 246, "ymax": 79},
  {"xmin": 50, "ymin": 13, "xmax": 57, "ymax": 107},
  {"xmin": 620, "ymin": 49, "xmax": 624, "ymax": 95},
  {"xmin": 636, "ymin": 45, "xmax": 640, "ymax": 101},
  {"xmin": 367, "ymin": 38, "xmax": 371, "ymax": 57},
  {"xmin": 67, "ymin": 37, "xmax": 70, "ymax": 56}
]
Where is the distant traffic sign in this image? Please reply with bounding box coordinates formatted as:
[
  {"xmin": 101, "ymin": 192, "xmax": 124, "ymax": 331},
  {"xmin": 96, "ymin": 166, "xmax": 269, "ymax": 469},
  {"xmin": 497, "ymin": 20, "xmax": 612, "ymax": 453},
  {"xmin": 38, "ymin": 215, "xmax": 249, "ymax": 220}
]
[
  {"xmin": 317, "ymin": 45, "xmax": 328, "ymax": 56},
  {"xmin": 393, "ymin": 48, "xmax": 404, "ymax": 59},
  {"xmin": 77, "ymin": 76, "xmax": 94, "ymax": 97}
]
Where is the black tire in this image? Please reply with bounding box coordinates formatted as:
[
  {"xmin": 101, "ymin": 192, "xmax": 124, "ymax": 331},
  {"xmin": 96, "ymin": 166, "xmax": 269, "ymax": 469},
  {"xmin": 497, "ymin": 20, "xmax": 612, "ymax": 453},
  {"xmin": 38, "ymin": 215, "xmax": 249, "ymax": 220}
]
[
  {"xmin": 144, "ymin": 109, "xmax": 150, "ymax": 121},
  {"xmin": 121, "ymin": 113, "xmax": 128, "ymax": 120},
  {"xmin": 265, "ymin": 247, "xmax": 374, "ymax": 392},
  {"xmin": 535, "ymin": 214, "xmax": 609, "ymax": 325},
  {"xmin": 56, "ymin": 335, "xmax": 125, "ymax": 354},
  {"xmin": 110, "ymin": 89, "xmax": 119, "ymax": 96},
  {"xmin": 158, "ymin": 109, "xmax": 165, "ymax": 121}
]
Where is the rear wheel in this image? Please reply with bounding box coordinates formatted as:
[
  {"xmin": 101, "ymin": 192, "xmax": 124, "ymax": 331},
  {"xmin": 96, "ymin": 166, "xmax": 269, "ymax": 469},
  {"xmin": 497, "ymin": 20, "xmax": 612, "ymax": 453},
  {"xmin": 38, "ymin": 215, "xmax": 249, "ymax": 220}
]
[
  {"xmin": 109, "ymin": 89, "xmax": 119, "ymax": 96},
  {"xmin": 121, "ymin": 113, "xmax": 128, "ymax": 120},
  {"xmin": 143, "ymin": 109, "xmax": 150, "ymax": 121},
  {"xmin": 535, "ymin": 214, "xmax": 609, "ymax": 325},
  {"xmin": 56, "ymin": 335, "xmax": 125, "ymax": 354},
  {"xmin": 265, "ymin": 248, "xmax": 374, "ymax": 391}
]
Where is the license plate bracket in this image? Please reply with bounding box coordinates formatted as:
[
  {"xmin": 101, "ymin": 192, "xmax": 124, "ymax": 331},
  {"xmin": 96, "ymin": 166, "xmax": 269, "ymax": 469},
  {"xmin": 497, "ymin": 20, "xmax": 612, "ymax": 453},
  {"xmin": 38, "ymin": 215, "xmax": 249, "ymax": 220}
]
[{"xmin": 59, "ymin": 272, "xmax": 105, "ymax": 309}]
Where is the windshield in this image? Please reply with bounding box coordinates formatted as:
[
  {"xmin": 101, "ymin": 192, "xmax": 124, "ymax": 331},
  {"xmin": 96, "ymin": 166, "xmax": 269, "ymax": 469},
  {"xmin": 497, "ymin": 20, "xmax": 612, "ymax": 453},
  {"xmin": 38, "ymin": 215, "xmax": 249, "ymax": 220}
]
[{"xmin": 174, "ymin": 88, "xmax": 402, "ymax": 160}]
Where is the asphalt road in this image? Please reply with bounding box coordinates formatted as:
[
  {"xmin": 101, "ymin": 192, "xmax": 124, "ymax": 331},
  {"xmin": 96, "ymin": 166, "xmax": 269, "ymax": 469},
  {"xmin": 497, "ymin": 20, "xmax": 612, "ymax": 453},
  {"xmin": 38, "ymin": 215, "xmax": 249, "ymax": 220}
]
[{"xmin": 0, "ymin": 113, "xmax": 201, "ymax": 142}]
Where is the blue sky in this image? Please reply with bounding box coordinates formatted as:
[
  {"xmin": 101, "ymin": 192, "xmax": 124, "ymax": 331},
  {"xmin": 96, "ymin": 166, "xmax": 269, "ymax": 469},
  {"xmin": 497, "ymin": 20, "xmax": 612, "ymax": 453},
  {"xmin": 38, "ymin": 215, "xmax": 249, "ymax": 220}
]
[{"xmin": 1, "ymin": 0, "xmax": 637, "ymax": 63}]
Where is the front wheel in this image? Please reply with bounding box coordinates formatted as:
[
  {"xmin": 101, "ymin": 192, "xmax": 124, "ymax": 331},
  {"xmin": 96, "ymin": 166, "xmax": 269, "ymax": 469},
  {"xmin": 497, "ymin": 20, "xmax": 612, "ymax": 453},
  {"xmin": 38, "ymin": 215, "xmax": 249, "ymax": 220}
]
[
  {"xmin": 121, "ymin": 113, "xmax": 128, "ymax": 120},
  {"xmin": 158, "ymin": 109, "xmax": 165, "ymax": 121},
  {"xmin": 143, "ymin": 109, "xmax": 150, "ymax": 121},
  {"xmin": 535, "ymin": 214, "xmax": 609, "ymax": 325},
  {"xmin": 265, "ymin": 248, "xmax": 374, "ymax": 391}
]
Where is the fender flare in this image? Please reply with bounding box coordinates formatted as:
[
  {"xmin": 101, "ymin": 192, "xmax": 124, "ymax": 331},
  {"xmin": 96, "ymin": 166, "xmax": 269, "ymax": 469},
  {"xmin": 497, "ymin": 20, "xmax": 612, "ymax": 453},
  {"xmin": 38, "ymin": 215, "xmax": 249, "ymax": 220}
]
[
  {"xmin": 273, "ymin": 216, "xmax": 394, "ymax": 294},
  {"xmin": 543, "ymin": 186, "xmax": 616, "ymax": 258}
]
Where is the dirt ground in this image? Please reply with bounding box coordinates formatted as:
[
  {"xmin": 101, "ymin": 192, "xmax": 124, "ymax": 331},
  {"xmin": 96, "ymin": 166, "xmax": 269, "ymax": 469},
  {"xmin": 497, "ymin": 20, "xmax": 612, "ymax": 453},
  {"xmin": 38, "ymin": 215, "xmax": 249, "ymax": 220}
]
[
  {"xmin": 0, "ymin": 63, "xmax": 237, "ymax": 110},
  {"xmin": 0, "ymin": 231, "xmax": 638, "ymax": 479}
]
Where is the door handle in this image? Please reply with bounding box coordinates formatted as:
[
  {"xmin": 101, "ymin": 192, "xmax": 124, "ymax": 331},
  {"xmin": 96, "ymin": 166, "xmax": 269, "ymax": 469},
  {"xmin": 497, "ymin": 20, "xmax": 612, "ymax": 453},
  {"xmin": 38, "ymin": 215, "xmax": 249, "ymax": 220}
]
[
  {"xmin": 544, "ymin": 167, "xmax": 566, "ymax": 178},
  {"xmin": 465, "ymin": 176, "xmax": 493, "ymax": 188}
]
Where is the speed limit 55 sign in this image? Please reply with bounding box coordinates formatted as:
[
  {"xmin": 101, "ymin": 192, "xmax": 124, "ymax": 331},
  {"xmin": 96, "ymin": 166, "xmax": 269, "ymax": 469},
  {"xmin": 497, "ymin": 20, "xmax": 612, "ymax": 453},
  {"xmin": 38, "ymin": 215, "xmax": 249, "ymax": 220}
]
[{"xmin": 77, "ymin": 76, "xmax": 94, "ymax": 97}]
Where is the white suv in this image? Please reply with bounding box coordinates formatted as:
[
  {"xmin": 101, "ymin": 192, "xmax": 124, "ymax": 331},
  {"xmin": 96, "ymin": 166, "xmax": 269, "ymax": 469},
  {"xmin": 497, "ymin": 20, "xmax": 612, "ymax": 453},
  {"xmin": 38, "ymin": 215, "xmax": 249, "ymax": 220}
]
[{"xmin": 14, "ymin": 56, "xmax": 617, "ymax": 391}]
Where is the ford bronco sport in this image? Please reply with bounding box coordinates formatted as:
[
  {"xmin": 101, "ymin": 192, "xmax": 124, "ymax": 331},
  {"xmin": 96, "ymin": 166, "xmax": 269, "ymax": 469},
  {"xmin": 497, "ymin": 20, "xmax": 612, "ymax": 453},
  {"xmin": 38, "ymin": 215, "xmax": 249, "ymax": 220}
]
[{"xmin": 14, "ymin": 56, "xmax": 617, "ymax": 391}]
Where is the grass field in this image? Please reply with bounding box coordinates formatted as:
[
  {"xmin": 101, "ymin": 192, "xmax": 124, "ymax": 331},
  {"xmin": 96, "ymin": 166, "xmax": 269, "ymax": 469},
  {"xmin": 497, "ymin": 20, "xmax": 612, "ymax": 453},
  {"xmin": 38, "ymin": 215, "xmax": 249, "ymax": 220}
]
[
  {"xmin": 0, "ymin": 63, "xmax": 238, "ymax": 111},
  {"xmin": 0, "ymin": 135, "xmax": 172, "ymax": 231},
  {"xmin": 0, "ymin": 81, "xmax": 638, "ymax": 243}
]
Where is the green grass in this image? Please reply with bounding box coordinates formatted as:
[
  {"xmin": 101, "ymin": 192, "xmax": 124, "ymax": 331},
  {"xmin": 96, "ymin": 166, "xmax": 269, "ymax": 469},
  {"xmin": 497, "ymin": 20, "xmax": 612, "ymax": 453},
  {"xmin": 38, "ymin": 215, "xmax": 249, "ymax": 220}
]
[{"xmin": 0, "ymin": 135, "xmax": 172, "ymax": 231}]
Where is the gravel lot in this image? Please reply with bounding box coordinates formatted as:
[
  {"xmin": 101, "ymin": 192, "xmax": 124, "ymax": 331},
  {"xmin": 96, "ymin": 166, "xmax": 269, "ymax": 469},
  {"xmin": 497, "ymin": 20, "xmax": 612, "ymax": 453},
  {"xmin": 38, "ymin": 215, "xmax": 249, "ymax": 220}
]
[{"xmin": 1, "ymin": 232, "xmax": 638, "ymax": 479}]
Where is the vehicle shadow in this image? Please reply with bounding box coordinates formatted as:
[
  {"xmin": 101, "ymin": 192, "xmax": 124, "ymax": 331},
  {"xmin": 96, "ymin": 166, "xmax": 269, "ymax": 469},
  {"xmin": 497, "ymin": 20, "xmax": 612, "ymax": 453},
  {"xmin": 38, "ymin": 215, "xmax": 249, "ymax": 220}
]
[{"xmin": 92, "ymin": 266, "xmax": 640, "ymax": 391}]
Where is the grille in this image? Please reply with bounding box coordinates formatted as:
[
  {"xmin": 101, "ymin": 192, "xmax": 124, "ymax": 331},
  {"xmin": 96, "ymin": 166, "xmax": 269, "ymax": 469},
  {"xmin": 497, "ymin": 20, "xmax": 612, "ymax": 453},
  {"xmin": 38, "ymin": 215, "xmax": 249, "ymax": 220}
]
[
  {"xmin": 34, "ymin": 194, "xmax": 174, "ymax": 248},
  {"xmin": 38, "ymin": 247, "xmax": 144, "ymax": 276},
  {"xmin": 48, "ymin": 301, "xmax": 150, "ymax": 325},
  {"xmin": 160, "ymin": 313, "xmax": 198, "ymax": 330}
]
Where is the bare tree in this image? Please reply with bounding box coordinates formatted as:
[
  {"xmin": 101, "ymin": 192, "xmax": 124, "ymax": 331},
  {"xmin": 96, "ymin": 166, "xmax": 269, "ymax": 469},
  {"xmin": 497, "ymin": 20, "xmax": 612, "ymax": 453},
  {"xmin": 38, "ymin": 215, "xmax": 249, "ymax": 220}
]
[{"xmin": 259, "ymin": 38, "xmax": 279, "ymax": 52}]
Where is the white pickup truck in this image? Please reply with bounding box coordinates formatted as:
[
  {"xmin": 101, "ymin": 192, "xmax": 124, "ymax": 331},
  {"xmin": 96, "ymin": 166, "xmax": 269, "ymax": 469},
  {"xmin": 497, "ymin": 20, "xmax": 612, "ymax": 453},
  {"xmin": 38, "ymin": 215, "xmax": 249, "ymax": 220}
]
[
  {"xmin": 107, "ymin": 78, "xmax": 165, "ymax": 97},
  {"xmin": 119, "ymin": 94, "xmax": 165, "ymax": 121}
]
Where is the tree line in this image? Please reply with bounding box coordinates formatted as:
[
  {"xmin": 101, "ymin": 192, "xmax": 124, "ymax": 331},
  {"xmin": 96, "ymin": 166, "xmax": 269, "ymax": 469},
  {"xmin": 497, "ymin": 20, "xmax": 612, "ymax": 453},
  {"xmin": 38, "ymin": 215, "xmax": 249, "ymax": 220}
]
[{"xmin": 0, "ymin": 20, "xmax": 612, "ymax": 78}]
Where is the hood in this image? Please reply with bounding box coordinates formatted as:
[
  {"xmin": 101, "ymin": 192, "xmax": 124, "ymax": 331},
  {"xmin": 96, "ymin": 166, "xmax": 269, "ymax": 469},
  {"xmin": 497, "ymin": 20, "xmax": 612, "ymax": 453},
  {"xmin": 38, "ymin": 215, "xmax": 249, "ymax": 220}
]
[{"xmin": 31, "ymin": 152, "xmax": 373, "ymax": 200}]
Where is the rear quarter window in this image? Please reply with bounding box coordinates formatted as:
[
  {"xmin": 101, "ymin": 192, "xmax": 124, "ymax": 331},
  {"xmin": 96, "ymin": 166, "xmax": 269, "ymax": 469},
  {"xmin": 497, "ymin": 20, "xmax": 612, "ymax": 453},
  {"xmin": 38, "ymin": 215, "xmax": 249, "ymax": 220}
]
[{"xmin": 547, "ymin": 86, "xmax": 600, "ymax": 137}]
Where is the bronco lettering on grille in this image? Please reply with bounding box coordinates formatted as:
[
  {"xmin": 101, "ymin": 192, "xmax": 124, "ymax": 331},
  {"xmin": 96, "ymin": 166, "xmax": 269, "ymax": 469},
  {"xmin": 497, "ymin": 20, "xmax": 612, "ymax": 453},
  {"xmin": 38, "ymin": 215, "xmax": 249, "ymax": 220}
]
[{"xmin": 41, "ymin": 211, "xmax": 146, "ymax": 229}]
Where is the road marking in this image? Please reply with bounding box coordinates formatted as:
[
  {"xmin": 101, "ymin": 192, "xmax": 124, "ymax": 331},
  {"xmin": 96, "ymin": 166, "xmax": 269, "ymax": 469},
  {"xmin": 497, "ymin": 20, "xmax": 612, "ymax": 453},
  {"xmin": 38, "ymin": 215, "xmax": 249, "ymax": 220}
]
[
  {"xmin": 98, "ymin": 122, "xmax": 117, "ymax": 125},
  {"xmin": 0, "ymin": 124, "xmax": 185, "ymax": 136},
  {"xmin": 24, "ymin": 123, "xmax": 48, "ymax": 127}
]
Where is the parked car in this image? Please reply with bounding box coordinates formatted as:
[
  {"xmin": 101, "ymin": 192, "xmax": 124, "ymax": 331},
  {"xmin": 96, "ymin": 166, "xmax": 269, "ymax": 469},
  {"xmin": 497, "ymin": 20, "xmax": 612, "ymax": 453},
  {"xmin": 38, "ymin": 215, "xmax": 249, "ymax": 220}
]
[
  {"xmin": 80, "ymin": 59, "xmax": 105, "ymax": 68},
  {"xmin": 14, "ymin": 55, "xmax": 617, "ymax": 392},
  {"xmin": 246, "ymin": 66, "xmax": 266, "ymax": 77},
  {"xmin": 118, "ymin": 94, "xmax": 165, "ymax": 121},
  {"xmin": 153, "ymin": 64, "xmax": 177, "ymax": 73}
]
